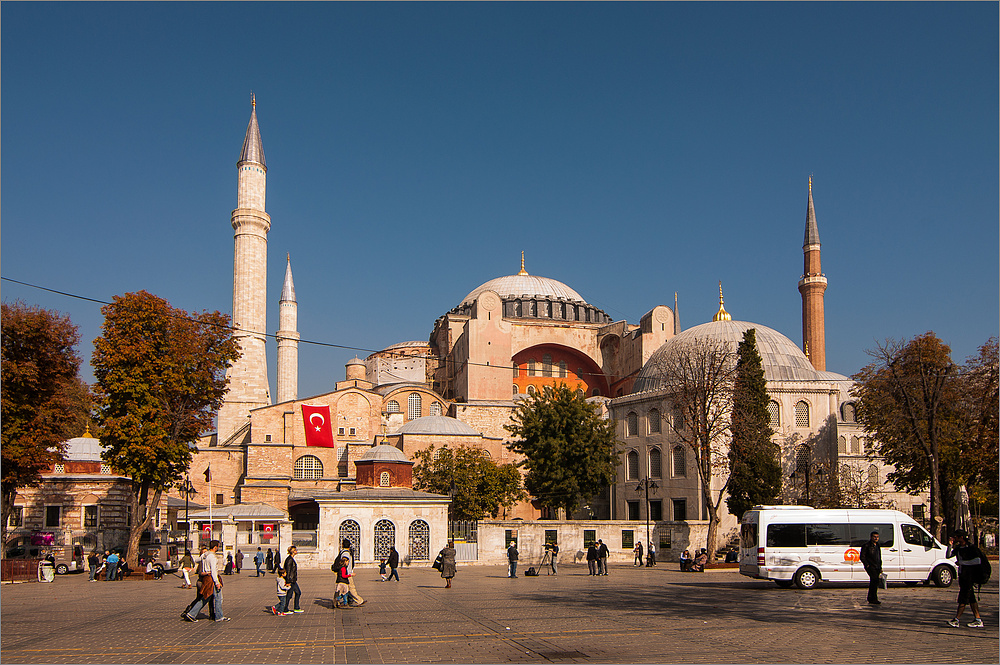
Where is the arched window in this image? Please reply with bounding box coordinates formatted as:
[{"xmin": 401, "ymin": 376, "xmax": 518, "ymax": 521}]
[
  {"xmin": 542, "ymin": 354, "xmax": 553, "ymax": 377},
  {"xmin": 672, "ymin": 446, "xmax": 686, "ymax": 477},
  {"xmin": 374, "ymin": 519, "xmax": 395, "ymax": 559},
  {"xmin": 795, "ymin": 444, "xmax": 810, "ymax": 475},
  {"xmin": 433, "ymin": 447, "xmax": 448, "ymax": 460},
  {"xmin": 842, "ymin": 402, "xmax": 856, "ymax": 422},
  {"xmin": 386, "ymin": 400, "xmax": 400, "ymax": 413},
  {"xmin": 648, "ymin": 408, "xmax": 660, "ymax": 434},
  {"xmin": 558, "ymin": 360, "xmax": 567, "ymax": 377},
  {"xmin": 768, "ymin": 401, "xmax": 780, "ymax": 429},
  {"xmin": 794, "ymin": 401, "xmax": 810, "ymax": 428},
  {"xmin": 866, "ymin": 464, "xmax": 879, "ymax": 488},
  {"xmin": 528, "ymin": 359, "xmax": 537, "ymax": 376},
  {"xmin": 408, "ymin": 393, "xmax": 422, "ymax": 420},
  {"xmin": 851, "ymin": 437, "xmax": 862, "ymax": 455},
  {"xmin": 576, "ymin": 389, "xmax": 585, "ymax": 399},
  {"xmin": 513, "ymin": 363, "xmax": 519, "ymax": 378},
  {"xmin": 626, "ymin": 412, "xmax": 638, "ymax": 437},
  {"xmin": 513, "ymin": 385, "xmax": 519, "ymax": 396},
  {"xmin": 673, "ymin": 408, "xmax": 684, "ymax": 431},
  {"xmin": 379, "ymin": 471, "xmax": 391, "ymax": 487},
  {"xmin": 294, "ymin": 455, "xmax": 323, "ymax": 480},
  {"xmin": 626, "ymin": 450, "xmax": 639, "ymax": 480},
  {"xmin": 527, "ymin": 385, "xmax": 536, "ymax": 395},
  {"xmin": 592, "ymin": 388, "xmax": 601, "ymax": 397},
  {"xmin": 649, "ymin": 448, "xmax": 662, "ymax": 479},
  {"xmin": 543, "ymin": 385, "xmax": 553, "ymax": 396},
  {"xmin": 408, "ymin": 520, "xmax": 430, "ymax": 561},
  {"xmin": 838, "ymin": 436, "xmax": 847, "ymax": 454},
  {"xmin": 339, "ymin": 520, "xmax": 361, "ymax": 558},
  {"xmin": 576, "ymin": 367, "xmax": 584, "ymax": 380},
  {"xmin": 429, "ymin": 402, "xmax": 442, "ymax": 416}
]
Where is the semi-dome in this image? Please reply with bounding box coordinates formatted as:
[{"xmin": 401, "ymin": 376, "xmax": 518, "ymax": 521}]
[
  {"xmin": 358, "ymin": 443, "xmax": 411, "ymax": 464},
  {"xmin": 394, "ymin": 415, "xmax": 481, "ymax": 436},
  {"xmin": 632, "ymin": 320, "xmax": 825, "ymax": 393},
  {"xmin": 462, "ymin": 274, "xmax": 586, "ymax": 306}
]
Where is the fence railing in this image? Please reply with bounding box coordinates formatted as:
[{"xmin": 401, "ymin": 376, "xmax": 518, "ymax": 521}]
[
  {"xmin": 1, "ymin": 559, "xmax": 42, "ymax": 582},
  {"xmin": 448, "ymin": 520, "xmax": 478, "ymax": 543}
]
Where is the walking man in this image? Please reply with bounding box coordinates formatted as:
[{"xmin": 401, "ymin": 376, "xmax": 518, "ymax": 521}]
[
  {"xmin": 947, "ymin": 529, "xmax": 985, "ymax": 628},
  {"xmin": 338, "ymin": 539, "xmax": 366, "ymax": 605},
  {"xmin": 235, "ymin": 549, "xmax": 243, "ymax": 574},
  {"xmin": 597, "ymin": 539, "xmax": 610, "ymax": 576},
  {"xmin": 254, "ymin": 547, "xmax": 264, "ymax": 577},
  {"xmin": 633, "ymin": 542, "xmax": 643, "ymax": 566},
  {"xmin": 88, "ymin": 550, "xmax": 100, "ymax": 581},
  {"xmin": 586, "ymin": 542, "xmax": 599, "ymax": 575},
  {"xmin": 183, "ymin": 539, "xmax": 229, "ymax": 622},
  {"xmin": 507, "ymin": 540, "xmax": 519, "ymax": 578},
  {"xmin": 387, "ymin": 546, "xmax": 400, "ymax": 582},
  {"xmin": 282, "ymin": 546, "xmax": 303, "ymax": 613},
  {"xmin": 860, "ymin": 530, "xmax": 882, "ymax": 605}
]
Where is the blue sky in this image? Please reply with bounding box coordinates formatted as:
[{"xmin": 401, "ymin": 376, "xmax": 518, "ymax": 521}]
[{"xmin": 3, "ymin": 2, "xmax": 997, "ymax": 400}]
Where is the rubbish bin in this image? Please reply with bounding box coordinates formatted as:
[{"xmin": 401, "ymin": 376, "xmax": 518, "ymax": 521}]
[{"xmin": 39, "ymin": 561, "xmax": 55, "ymax": 582}]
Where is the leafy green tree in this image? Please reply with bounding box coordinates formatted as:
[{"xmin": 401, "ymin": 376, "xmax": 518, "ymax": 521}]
[
  {"xmin": 1, "ymin": 303, "xmax": 91, "ymax": 554},
  {"xmin": 92, "ymin": 291, "xmax": 238, "ymax": 566},
  {"xmin": 412, "ymin": 446, "xmax": 526, "ymax": 520},
  {"xmin": 727, "ymin": 329, "xmax": 781, "ymax": 519},
  {"xmin": 505, "ymin": 385, "xmax": 618, "ymax": 516}
]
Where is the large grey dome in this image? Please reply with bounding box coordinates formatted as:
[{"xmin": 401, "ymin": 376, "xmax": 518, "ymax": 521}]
[
  {"xmin": 633, "ymin": 320, "xmax": 825, "ymax": 393},
  {"xmin": 394, "ymin": 416, "xmax": 481, "ymax": 436},
  {"xmin": 462, "ymin": 274, "xmax": 586, "ymax": 306}
]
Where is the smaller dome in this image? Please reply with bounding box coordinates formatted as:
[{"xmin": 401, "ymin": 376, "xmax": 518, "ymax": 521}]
[
  {"xmin": 346, "ymin": 356, "xmax": 365, "ymax": 366},
  {"xmin": 394, "ymin": 415, "xmax": 481, "ymax": 436},
  {"xmin": 64, "ymin": 434, "xmax": 104, "ymax": 462},
  {"xmin": 358, "ymin": 444, "xmax": 411, "ymax": 464}
]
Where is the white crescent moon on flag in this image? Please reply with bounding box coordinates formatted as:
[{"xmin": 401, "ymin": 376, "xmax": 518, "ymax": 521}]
[{"xmin": 309, "ymin": 413, "xmax": 325, "ymax": 427}]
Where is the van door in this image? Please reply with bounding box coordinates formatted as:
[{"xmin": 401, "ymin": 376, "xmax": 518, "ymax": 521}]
[
  {"xmin": 850, "ymin": 522, "xmax": 898, "ymax": 580},
  {"xmin": 900, "ymin": 523, "xmax": 939, "ymax": 580},
  {"xmin": 805, "ymin": 523, "xmax": 852, "ymax": 582}
]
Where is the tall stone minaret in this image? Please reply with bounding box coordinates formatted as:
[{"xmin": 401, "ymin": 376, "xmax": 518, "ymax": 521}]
[
  {"xmin": 217, "ymin": 96, "xmax": 272, "ymax": 442},
  {"xmin": 798, "ymin": 177, "xmax": 827, "ymax": 371},
  {"xmin": 275, "ymin": 254, "xmax": 299, "ymax": 404}
]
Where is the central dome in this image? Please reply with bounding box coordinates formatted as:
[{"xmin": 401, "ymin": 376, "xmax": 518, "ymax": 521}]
[
  {"xmin": 462, "ymin": 274, "xmax": 587, "ymax": 306},
  {"xmin": 632, "ymin": 320, "xmax": 835, "ymax": 393}
]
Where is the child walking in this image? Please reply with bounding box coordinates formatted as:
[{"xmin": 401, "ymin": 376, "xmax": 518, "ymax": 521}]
[
  {"xmin": 334, "ymin": 556, "xmax": 352, "ymax": 609},
  {"xmin": 271, "ymin": 567, "xmax": 289, "ymax": 615},
  {"xmin": 379, "ymin": 558, "xmax": 388, "ymax": 582}
]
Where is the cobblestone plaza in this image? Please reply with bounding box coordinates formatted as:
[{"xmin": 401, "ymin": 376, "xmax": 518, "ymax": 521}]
[{"xmin": 2, "ymin": 565, "xmax": 996, "ymax": 664}]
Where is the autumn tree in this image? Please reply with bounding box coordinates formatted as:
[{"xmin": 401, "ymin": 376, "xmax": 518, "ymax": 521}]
[
  {"xmin": 92, "ymin": 291, "xmax": 238, "ymax": 566},
  {"xmin": 727, "ymin": 329, "xmax": 781, "ymax": 519},
  {"xmin": 647, "ymin": 337, "xmax": 737, "ymax": 557},
  {"xmin": 505, "ymin": 385, "xmax": 618, "ymax": 516},
  {"xmin": 1, "ymin": 303, "xmax": 91, "ymax": 554},
  {"xmin": 952, "ymin": 338, "xmax": 998, "ymax": 538},
  {"xmin": 412, "ymin": 445, "xmax": 526, "ymax": 520}
]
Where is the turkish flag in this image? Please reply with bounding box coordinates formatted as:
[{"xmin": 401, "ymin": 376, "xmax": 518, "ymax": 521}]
[
  {"xmin": 202, "ymin": 524, "xmax": 212, "ymax": 537},
  {"xmin": 262, "ymin": 524, "xmax": 274, "ymax": 539},
  {"xmin": 301, "ymin": 404, "xmax": 335, "ymax": 447}
]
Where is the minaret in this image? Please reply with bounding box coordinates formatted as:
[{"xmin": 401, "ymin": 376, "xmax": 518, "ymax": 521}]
[
  {"xmin": 798, "ymin": 177, "xmax": 827, "ymax": 371},
  {"xmin": 217, "ymin": 96, "xmax": 272, "ymax": 442},
  {"xmin": 275, "ymin": 254, "xmax": 299, "ymax": 404}
]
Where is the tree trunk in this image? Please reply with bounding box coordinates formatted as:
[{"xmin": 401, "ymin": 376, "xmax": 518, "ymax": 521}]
[
  {"xmin": 0, "ymin": 487, "xmax": 15, "ymax": 557},
  {"xmin": 125, "ymin": 485, "xmax": 164, "ymax": 567}
]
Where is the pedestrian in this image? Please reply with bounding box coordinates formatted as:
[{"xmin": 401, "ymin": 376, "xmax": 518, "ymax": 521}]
[
  {"xmin": 387, "ymin": 546, "xmax": 400, "ymax": 582},
  {"xmin": 646, "ymin": 542, "xmax": 657, "ymax": 567},
  {"xmin": 224, "ymin": 553, "xmax": 234, "ymax": 575},
  {"xmin": 182, "ymin": 546, "xmax": 216, "ymax": 620},
  {"xmin": 860, "ymin": 530, "xmax": 882, "ymax": 605},
  {"xmin": 235, "ymin": 549, "xmax": 243, "ymax": 574},
  {"xmin": 105, "ymin": 550, "xmax": 120, "ymax": 581},
  {"xmin": 282, "ymin": 546, "xmax": 303, "ymax": 613},
  {"xmin": 633, "ymin": 542, "xmax": 643, "ymax": 566},
  {"xmin": 254, "ymin": 547, "xmax": 264, "ymax": 577},
  {"xmin": 338, "ymin": 539, "xmax": 366, "ymax": 606},
  {"xmin": 548, "ymin": 542, "xmax": 559, "ymax": 575},
  {"xmin": 271, "ymin": 567, "xmax": 290, "ymax": 615},
  {"xmin": 183, "ymin": 539, "xmax": 229, "ymax": 622},
  {"xmin": 586, "ymin": 542, "xmax": 599, "ymax": 575},
  {"xmin": 439, "ymin": 539, "xmax": 457, "ymax": 588},
  {"xmin": 179, "ymin": 548, "xmax": 195, "ymax": 588},
  {"xmin": 597, "ymin": 539, "xmax": 609, "ymax": 575},
  {"xmin": 947, "ymin": 529, "xmax": 985, "ymax": 628},
  {"xmin": 379, "ymin": 559, "xmax": 388, "ymax": 582},
  {"xmin": 265, "ymin": 547, "xmax": 274, "ymax": 573},
  {"xmin": 333, "ymin": 555, "xmax": 352, "ymax": 609},
  {"xmin": 88, "ymin": 550, "xmax": 100, "ymax": 581},
  {"xmin": 507, "ymin": 540, "xmax": 519, "ymax": 578}
]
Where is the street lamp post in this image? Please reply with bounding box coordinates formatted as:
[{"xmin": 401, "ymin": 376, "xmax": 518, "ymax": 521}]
[
  {"xmin": 635, "ymin": 478, "xmax": 659, "ymax": 558},
  {"xmin": 179, "ymin": 475, "xmax": 197, "ymax": 549}
]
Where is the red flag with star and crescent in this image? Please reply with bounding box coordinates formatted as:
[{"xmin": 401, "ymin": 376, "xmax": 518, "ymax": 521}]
[{"xmin": 301, "ymin": 404, "xmax": 335, "ymax": 447}]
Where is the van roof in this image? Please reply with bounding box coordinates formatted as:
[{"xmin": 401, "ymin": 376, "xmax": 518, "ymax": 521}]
[{"xmin": 750, "ymin": 505, "xmax": 815, "ymax": 511}]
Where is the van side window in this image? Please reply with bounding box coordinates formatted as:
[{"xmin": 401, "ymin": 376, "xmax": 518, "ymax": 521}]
[
  {"xmin": 766, "ymin": 524, "xmax": 806, "ymax": 548},
  {"xmin": 806, "ymin": 523, "xmax": 850, "ymax": 546},
  {"xmin": 902, "ymin": 523, "xmax": 935, "ymax": 548},
  {"xmin": 850, "ymin": 523, "xmax": 894, "ymax": 548}
]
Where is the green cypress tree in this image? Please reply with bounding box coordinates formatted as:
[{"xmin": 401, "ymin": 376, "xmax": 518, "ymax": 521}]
[{"xmin": 727, "ymin": 328, "xmax": 782, "ymax": 519}]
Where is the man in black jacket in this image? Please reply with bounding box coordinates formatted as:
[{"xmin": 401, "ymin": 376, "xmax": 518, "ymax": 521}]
[
  {"xmin": 860, "ymin": 531, "xmax": 882, "ymax": 605},
  {"xmin": 283, "ymin": 546, "xmax": 302, "ymax": 613},
  {"xmin": 387, "ymin": 546, "xmax": 400, "ymax": 582},
  {"xmin": 947, "ymin": 530, "xmax": 985, "ymax": 628},
  {"xmin": 597, "ymin": 539, "xmax": 610, "ymax": 576}
]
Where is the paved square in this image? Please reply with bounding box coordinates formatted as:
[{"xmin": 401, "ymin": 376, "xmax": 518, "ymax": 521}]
[{"xmin": 2, "ymin": 563, "xmax": 996, "ymax": 663}]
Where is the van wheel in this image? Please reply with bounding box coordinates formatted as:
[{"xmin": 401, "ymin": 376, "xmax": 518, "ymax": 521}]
[
  {"xmin": 794, "ymin": 567, "xmax": 820, "ymax": 590},
  {"xmin": 55, "ymin": 564, "xmax": 69, "ymax": 575},
  {"xmin": 932, "ymin": 565, "xmax": 954, "ymax": 587},
  {"xmin": 774, "ymin": 580, "xmax": 794, "ymax": 588}
]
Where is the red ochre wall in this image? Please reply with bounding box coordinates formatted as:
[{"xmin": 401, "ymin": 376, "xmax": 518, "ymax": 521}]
[{"xmin": 512, "ymin": 345, "xmax": 609, "ymax": 397}]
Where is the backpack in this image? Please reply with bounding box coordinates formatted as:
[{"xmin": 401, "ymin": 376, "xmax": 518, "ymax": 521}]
[
  {"xmin": 525, "ymin": 567, "xmax": 538, "ymax": 576},
  {"xmin": 976, "ymin": 554, "xmax": 991, "ymax": 586}
]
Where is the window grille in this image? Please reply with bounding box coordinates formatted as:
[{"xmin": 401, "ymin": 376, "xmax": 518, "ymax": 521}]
[
  {"xmin": 673, "ymin": 408, "xmax": 684, "ymax": 431},
  {"xmin": 768, "ymin": 401, "xmax": 780, "ymax": 428},
  {"xmin": 626, "ymin": 412, "xmax": 638, "ymax": 437},
  {"xmin": 838, "ymin": 436, "xmax": 847, "ymax": 454},
  {"xmin": 430, "ymin": 402, "xmax": 442, "ymax": 416},
  {"xmin": 626, "ymin": 451, "xmax": 639, "ymax": 480},
  {"xmin": 339, "ymin": 520, "xmax": 361, "ymax": 559},
  {"xmin": 512, "ymin": 385, "xmax": 518, "ymax": 396},
  {"xmin": 373, "ymin": 519, "xmax": 395, "ymax": 560},
  {"xmin": 386, "ymin": 400, "xmax": 400, "ymax": 413},
  {"xmin": 649, "ymin": 448, "xmax": 662, "ymax": 478},
  {"xmin": 100, "ymin": 463, "xmax": 111, "ymax": 474},
  {"xmin": 379, "ymin": 471, "xmax": 391, "ymax": 487},
  {"xmin": 851, "ymin": 437, "xmax": 861, "ymax": 454},
  {"xmin": 349, "ymin": 427, "xmax": 356, "ymax": 436},
  {"xmin": 542, "ymin": 354, "xmax": 553, "ymax": 377},
  {"xmin": 408, "ymin": 520, "xmax": 430, "ymax": 560},
  {"xmin": 407, "ymin": 393, "xmax": 422, "ymax": 420},
  {"xmin": 294, "ymin": 455, "xmax": 324, "ymax": 480},
  {"xmin": 795, "ymin": 445, "xmax": 810, "ymax": 475},
  {"xmin": 527, "ymin": 385, "xmax": 536, "ymax": 395},
  {"xmin": 672, "ymin": 446, "xmax": 686, "ymax": 477},
  {"xmin": 795, "ymin": 401, "xmax": 810, "ymax": 428},
  {"xmin": 513, "ymin": 363, "xmax": 519, "ymax": 377},
  {"xmin": 528, "ymin": 359, "xmax": 537, "ymax": 376},
  {"xmin": 54, "ymin": 464, "xmax": 65, "ymax": 473},
  {"xmin": 842, "ymin": 403, "xmax": 855, "ymax": 422},
  {"xmin": 558, "ymin": 360, "xmax": 567, "ymax": 377},
  {"xmin": 648, "ymin": 409, "xmax": 660, "ymax": 433}
]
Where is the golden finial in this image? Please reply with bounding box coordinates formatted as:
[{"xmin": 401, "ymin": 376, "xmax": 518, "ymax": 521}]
[
  {"xmin": 84, "ymin": 423, "xmax": 94, "ymax": 438},
  {"xmin": 804, "ymin": 341, "xmax": 810, "ymax": 359},
  {"xmin": 808, "ymin": 175, "xmax": 812, "ymax": 193},
  {"xmin": 713, "ymin": 281, "xmax": 732, "ymax": 322},
  {"xmin": 252, "ymin": 92, "xmax": 256, "ymax": 109},
  {"xmin": 518, "ymin": 251, "xmax": 529, "ymax": 276}
]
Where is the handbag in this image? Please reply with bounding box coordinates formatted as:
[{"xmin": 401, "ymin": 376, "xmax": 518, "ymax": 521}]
[{"xmin": 432, "ymin": 553, "xmax": 443, "ymax": 571}]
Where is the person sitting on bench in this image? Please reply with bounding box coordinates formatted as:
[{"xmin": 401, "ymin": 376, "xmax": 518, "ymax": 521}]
[{"xmin": 690, "ymin": 549, "xmax": 709, "ymax": 572}]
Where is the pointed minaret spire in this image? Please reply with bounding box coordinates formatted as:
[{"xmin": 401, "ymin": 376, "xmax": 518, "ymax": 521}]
[
  {"xmin": 673, "ymin": 292, "xmax": 681, "ymax": 334},
  {"xmin": 798, "ymin": 176, "xmax": 828, "ymax": 371},
  {"xmin": 713, "ymin": 282, "xmax": 732, "ymax": 322},
  {"xmin": 518, "ymin": 250, "xmax": 529, "ymax": 276},
  {"xmin": 276, "ymin": 253, "xmax": 299, "ymax": 405},
  {"xmin": 239, "ymin": 95, "xmax": 266, "ymax": 168}
]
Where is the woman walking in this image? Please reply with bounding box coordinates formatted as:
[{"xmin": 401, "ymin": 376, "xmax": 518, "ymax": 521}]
[{"xmin": 439, "ymin": 539, "xmax": 457, "ymax": 588}]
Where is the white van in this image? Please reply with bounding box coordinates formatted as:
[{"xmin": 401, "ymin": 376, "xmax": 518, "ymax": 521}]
[{"xmin": 739, "ymin": 506, "xmax": 956, "ymax": 589}]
